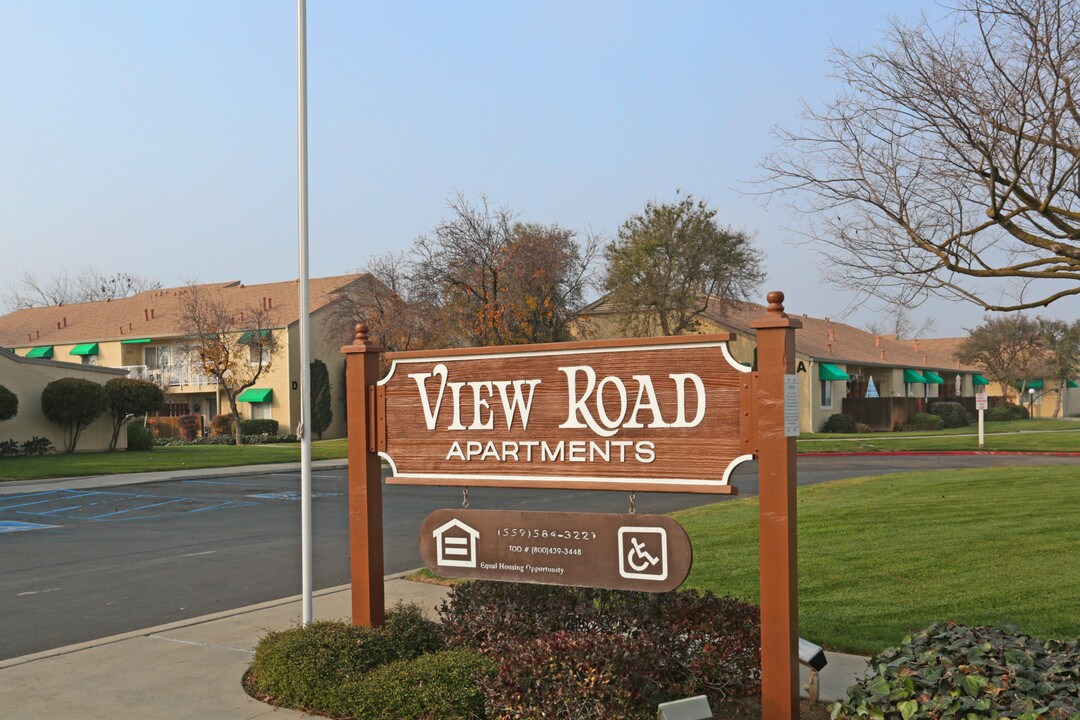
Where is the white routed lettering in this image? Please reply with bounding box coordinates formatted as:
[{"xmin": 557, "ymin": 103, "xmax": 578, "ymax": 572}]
[
  {"xmin": 595, "ymin": 376, "xmax": 628, "ymax": 430},
  {"xmin": 558, "ymin": 365, "xmax": 616, "ymax": 437},
  {"xmin": 447, "ymin": 382, "xmax": 466, "ymax": 430},
  {"xmin": 494, "ymin": 379, "xmax": 540, "ymax": 430},
  {"xmin": 408, "ymin": 364, "xmax": 449, "ymax": 430},
  {"xmin": 624, "ymin": 374, "xmax": 669, "ymax": 429},
  {"xmin": 468, "ymin": 381, "xmax": 495, "ymax": 430},
  {"xmin": 445, "ymin": 441, "xmax": 465, "ymax": 461},
  {"xmin": 670, "ymin": 373, "xmax": 706, "ymax": 427},
  {"xmin": 635, "ymin": 441, "xmax": 656, "ymax": 463}
]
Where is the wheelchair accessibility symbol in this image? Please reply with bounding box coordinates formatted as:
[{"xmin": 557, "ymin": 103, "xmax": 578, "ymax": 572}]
[{"xmin": 617, "ymin": 526, "xmax": 668, "ymax": 581}]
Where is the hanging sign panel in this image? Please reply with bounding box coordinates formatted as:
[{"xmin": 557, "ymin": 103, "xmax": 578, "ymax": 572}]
[
  {"xmin": 419, "ymin": 508, "xmax": 693, "ymax": 593},
  {"xmin": 376, "ymin": 335, "xmax": 753, "ymax": 494}
]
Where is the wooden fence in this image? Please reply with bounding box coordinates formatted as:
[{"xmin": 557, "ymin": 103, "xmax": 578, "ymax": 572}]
[{"xmin": 841, "ymin": 396, "xmax": 1007, "ymax": 431}]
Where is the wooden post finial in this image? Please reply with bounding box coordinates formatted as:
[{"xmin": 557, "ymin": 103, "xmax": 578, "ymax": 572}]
[
  {"xmin": 355, "ymin": 323, "xmax": 370, "ymax": 344},
  {"xmin": 766, "ymin": 291, "xmax": 785, "ymax": 315}
]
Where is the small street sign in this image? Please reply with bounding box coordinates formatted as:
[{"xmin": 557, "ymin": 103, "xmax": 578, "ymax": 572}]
[
  {"xmin": 975, "ymin": 392, "xmax": 988, "ymax": 410},
  {"xmin": 419, "ymin": 508, "xmax": 692, "ymax": 593}
]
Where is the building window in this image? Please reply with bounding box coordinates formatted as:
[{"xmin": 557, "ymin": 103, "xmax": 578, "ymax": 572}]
[
  {"xmin": 145, "ymin": 346, "xmax": 170, "ymax": 369},
  {"xmin": 81, "ymin": 354, "xmax": 98, "ymax": 366},
  {"xmin": 251, "ymin": 402, "xmax": 272, "ymax": 420},
  {"xmin": 820, "ymin": 380, "xmax": 833, "ymax": 408}
]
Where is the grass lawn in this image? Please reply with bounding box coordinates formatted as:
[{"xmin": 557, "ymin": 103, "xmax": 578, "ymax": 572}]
[
  {"xmin": 798, "ymin": 419, "xmax": 1080, "ymax": 453},
  {"xmin": 0, "ymin": 439, "xmax": 349, "ymax": 481},
  {"xmin": 675, "ymin": 466, "xmax": 1080, "ymax": 656}
]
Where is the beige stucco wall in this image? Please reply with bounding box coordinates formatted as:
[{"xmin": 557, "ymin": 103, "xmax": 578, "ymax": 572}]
[
  {"xmin": 286, "ymin": 308, "xmax": 350, "ymax": 440},
  {"xmin": 0, "ymin": 352, "xmax": 126, "ymax": 452}
]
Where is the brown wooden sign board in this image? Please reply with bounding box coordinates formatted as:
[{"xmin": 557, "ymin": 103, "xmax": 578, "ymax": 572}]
[
  {"xmin": 376, "ymin": 334, "xmax": 752, "ymax": 494},
  {"xmin": 419, "ymin": 509, "xmax": 692, "ymax": 593}
]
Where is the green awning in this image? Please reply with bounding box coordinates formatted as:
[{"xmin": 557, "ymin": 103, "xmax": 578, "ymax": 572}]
[
  {"xmin": 238, "ymin": 329, "xmax": 271, "ymax": 344},
  {"xmin": 25, "ymin": 346, "xmax": 54, "ymax": 359},
  {"xmin": 237, "ymin": 388, "xmax": 273, "ymax": 403},
  {"xmin": 69, "ymin": 343, "xmax": 99, "ymax": 356},
  {"xmin": 1068, "ymin": 379, "xmax": 1079, "ymax": 389},
  {"xmin": 972, "ymin": 374, "xmax": 990, "ymax": 386},
  {"xmin": 1015, "ymin": 379, "xmax": 1044, "ymax": 390},
  {"xmin": 121, "ymin": 338, "xmax": 151, "ymax": 344},
  {"xmin": 923, "ymin": 370, "xmax": 945, "ymax": 385},
  {"xmin": 903, "ymin": 369, "xmax": 926, "ymax": 383},
  {"xmin": 818, "ymin": 362, "xmax": 848, "ymax": 381}
]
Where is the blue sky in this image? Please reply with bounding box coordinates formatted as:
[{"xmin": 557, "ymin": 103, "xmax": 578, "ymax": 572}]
[{"xmin": 4, "ymin": 1, "xmax": 1076, "ymax": 335}]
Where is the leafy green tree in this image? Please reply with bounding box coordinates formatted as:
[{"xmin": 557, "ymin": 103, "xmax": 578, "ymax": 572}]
[
  {"xmin": 1038, "ymin": 319, "xmax": 1080, "ymax": 417},
  {"xmin": 0, "ymin": 384, "xmax": 17, "ymax": 422},
  {"xmin": 104, "ymin": 378, "xmax": 165, "ymax": 450},
  {"xmin": 310, "ymin": 359, "xmax": 333, "ymax": 440},
  {"xmin": 954, "ymin": 316, "xmax": 1045, "ymax": 401},
  {"xmin": 41, "ymin": 378, "xmax": 108, "ymax": 453},
  {"xmin": 603, "ymin": 192, "xmax": 765, "ymax": 336}
]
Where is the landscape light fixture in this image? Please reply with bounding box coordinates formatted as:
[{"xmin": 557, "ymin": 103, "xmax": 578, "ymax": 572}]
[{"xmin": 657, "ymin": 694, "xmax": 713, "ymax": 720}]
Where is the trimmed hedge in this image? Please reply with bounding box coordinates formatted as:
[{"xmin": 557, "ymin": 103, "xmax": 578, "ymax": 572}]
[
  {"xmin": 832, "ymin": 621, "xmax": 1080, "ymax": 720},
  {"xmin": 209, "ymin": 413, "xmax": 235, "ymax": 436},
  {"xmin": 349, "ymin": 649, "xmax": 491, "ymax": 720},
  {"xmin": 239, "ymin": 418, "xmax": 279, "ymax": 435},
  {"xmin": 908, "ymin": 412, "xmax": 945, "ymax": 431},
  {"xmin": 127, "ymin": 421, "xmax": 155, "ymax": 451},
  {"xmin": 41, "ymin": 378, "xmax": 108, "ymax": 453},
  {"xmin": 822, "ymin": 413, "xmax": 857, "ymax": 433},
  {"xmin": 0, "ymin": 384, "xmax": 18, "ymax": 422},
  {"xmin": 928, "ymin": 401, "xmax": 972, "ymax": 428}
]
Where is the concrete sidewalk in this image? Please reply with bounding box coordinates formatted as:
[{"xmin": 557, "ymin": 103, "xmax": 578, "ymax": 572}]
[
  {"xmin": 0, "ymin": 459, "xmax": 349, "ymax": 495},
  {"xmin": 0, "ymin": 574, "xmax": 869, "ymax": 719}
]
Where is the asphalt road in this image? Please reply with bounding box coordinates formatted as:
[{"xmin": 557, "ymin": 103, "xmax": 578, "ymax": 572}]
[{"xmin": 2, "ymin": 453, "xmax": 1078, "ymax": 660}]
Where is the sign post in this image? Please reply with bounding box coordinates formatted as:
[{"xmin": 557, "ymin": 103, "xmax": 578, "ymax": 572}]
[
  {"xmin": 342, "ymin": 325, "xmax": 386, "ymax": 626},
  {"xmin": 975, "ymin": 392, "xmax": 988, "ymax": 448},
  {"xmin": 750, "ymin": 292, "xmax": 802, "ymax": 720}
]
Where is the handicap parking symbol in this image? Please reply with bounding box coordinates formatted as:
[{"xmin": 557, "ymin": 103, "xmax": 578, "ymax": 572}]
[{"xmin": 617, "ymin": 526, "xmax": 668, "ymax": 581}]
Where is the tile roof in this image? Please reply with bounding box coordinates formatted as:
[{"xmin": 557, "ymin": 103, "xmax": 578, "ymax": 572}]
[
  {"xmin": 578, "ymin": 295, "xmax": 982, "ymax": 373},
  {"xmin": 0, "ymin": 274, "xmax": 369, "ymax": 349}
]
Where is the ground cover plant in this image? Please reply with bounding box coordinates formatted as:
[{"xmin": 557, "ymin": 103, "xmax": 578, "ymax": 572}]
[
  {"xmin": 677, "ymin": 467, "xmax": 1080, "ymax": 655},
  {"xmin": 440, "ymin": 582, "xmax": 763, "ymax": 719},
  {"xmin": 797, "ymin": 421, "xmax": 1080, "ymax": 453},
  {"xmin": 831, "ymin": 622, "xmax": 1080, "ymax": 720},
  {"xmin": 0, "ymin": 438, "xmax": 348, "ymax": 481}
]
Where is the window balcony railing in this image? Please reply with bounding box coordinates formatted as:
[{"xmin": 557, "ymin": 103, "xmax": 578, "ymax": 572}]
[{"xmin": 120, "ymin": 364, "xmax": 219, "ymax": 387}]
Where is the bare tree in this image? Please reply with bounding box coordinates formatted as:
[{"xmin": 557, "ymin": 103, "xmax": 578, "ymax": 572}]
[
  {"xmin": 864, "ymin": 308, "xmax": 937, "ymax": 341},
  {"xmin": 761, "ymin": 0, "xmax": 1080, "ymax": 313},
  {"xmin": 1038, "ymin": 317, "xmax": 1080, "ymax": 416},
  {"xmin": 4, "ymin": 267, "xmax": 161, "ymax": 310},
  {"xmin": 411, "ymin": 193, "xmax": 601, "ymax": 347},
  {"xmin": 175, "ymin": 282, "xmax": 279, "ymax": 445}
]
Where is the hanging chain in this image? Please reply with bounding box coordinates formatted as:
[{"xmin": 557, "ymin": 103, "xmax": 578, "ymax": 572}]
[
  {"xmin": 462, "ymin": 487, "xmax": 469, "ymax": 509},
  {"xmin": 628, "ymin": 491, "xmax": 636, "ymax": 515}
]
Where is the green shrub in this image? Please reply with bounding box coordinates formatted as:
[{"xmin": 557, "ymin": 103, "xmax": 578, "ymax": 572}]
[
  {"xmin": 239, "ymin": 418, "xmax": 278, "ymax": 435},
  {"xmin": 126, "ymin": 422, "xmax": 155, "ymax": 451},
  {"xmin": 908, "ymin": 412, "xmax": 945, "ymax": 430},
  {"xmin": 209, "ymin": 413, "xmax": 234, "ymax": 436},
  {"xmin": 0, "ymin": 439, "xmax": 20, "ymax": 457},
  {"xmin": 21, "ymin": 436, "xmax": 54, "ymax": 455},
  {"xmin": 986, "ymin": 405, "xmax": 1014, "ymax": 422},
  {"xmin": 310, "ymin": 358, "xmax": 333, "ymax": 440},
  {"xmin": 928, "ymin": 401, "xmax": 972, "ymax": 428},
  {"xmin": 0, "ymin": 384, "xmax": 18, "ymax": 422},
  {"xmin": 854, "ymin": 422, "xmax": 873, "ymax": 433},
  {"xmin": 248, "ymin": 602, "xmax": 445, "ymax": 717},
  {"xmin": 831, "ymin": 621, "xmax": 1080, "ymax": 720},
  {"xmin": 1005, "ymin": 402, "xmax": 1031, "ymax": 420},
  {"xmin": 348, "ymin": 648, "xmax": 491, "ymax": 720},
  {"xmin": 822, "ymin": 413, "xmax": 857, "ymax": 433},
  {"xmin": 41, "ymin": 378, "xmax": 108, "ymax": 453}
]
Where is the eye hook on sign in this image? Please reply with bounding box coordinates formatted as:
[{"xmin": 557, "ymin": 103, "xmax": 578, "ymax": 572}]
[
  {"xmin": 462, "ymin": 487, "xmax": 469, "ymax": 509},
  {"xmin": 628, "ymin": 491, "xmax": 636, "ymax": 515}
]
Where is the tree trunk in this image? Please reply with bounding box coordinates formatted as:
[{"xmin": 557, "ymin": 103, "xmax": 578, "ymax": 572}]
[{"xmin": 229, "ymin": 397, "xmax": 243, "ymax": 446}]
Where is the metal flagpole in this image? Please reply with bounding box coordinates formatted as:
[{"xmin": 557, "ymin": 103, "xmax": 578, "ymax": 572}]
[{"xmin": 296, "ymin": 0, "xmax": 313, "ymax": 626}]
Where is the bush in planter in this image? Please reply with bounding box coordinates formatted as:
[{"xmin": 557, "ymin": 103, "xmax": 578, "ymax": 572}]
[
  {"xmin": 178, "ymin": 414, "xmax": 201, "ymax": 440},
  {"xmin": 822, "ymin": 413, "xmax": 857, "ymax": 433},
  {"xmin": 239, "ymin": 418, "xmax": 278, "ymax": 435},
  {"xmin": 831, "ymin": 621, "xmax": 1080, "ymax": 720},
  {"xmin": 348, "ymin": 648, "xmax": 491, "ymax": 720},
  {"xmin": 41, "ymin": 378, "xmax": 108, "ymax": 453},
  {"xmin": 928, "ymin": 401, "xmax": 972, "ymax": 428},
  {"xmin": 908, "ymin": 412, "xmax": 945, "ymax": 430}
]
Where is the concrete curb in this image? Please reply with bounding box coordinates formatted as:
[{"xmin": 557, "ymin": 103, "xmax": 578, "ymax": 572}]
[
  {"xmin": 0, "ymin": 459, "xmax": 350, "ymax": 495},
  {"xmin": 0, "ymin": 568, "xmax": 419, "ymax": 671},
  {"xmin": 799, "ymin": 450, "xmax": 1080, "ymax": 457}
]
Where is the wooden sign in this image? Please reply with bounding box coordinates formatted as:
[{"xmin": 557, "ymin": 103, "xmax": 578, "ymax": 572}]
[
  {"xmin": 375, "ymin": 335, "xmax": 752, "ymax": 494},
  {"xmin": 418, "ymin": 509, "xmax": 693, "ymax": 593}
]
